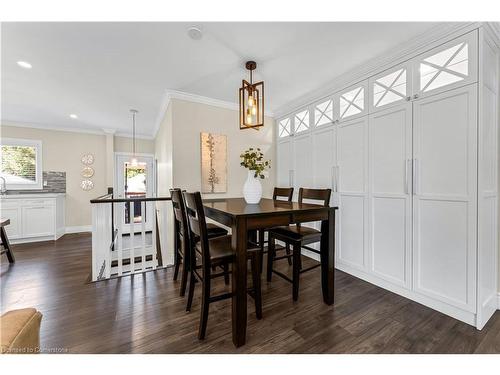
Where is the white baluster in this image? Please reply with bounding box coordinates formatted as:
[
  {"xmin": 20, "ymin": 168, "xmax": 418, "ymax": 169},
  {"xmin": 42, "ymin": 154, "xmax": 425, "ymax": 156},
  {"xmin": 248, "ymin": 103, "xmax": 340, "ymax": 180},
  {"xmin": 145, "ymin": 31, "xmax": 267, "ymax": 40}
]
[
  {"xmin": 104, "ymin": 203, "xmax": 111, "ymax": 279},
  {"xmin": 141, "ymin": 201, "xmax": 146, "ymax": 271},
  {"xmin": 116, "ymin": 202, "xmax": 123, "ymax": 276},
  {"xmin": 152, "ymin": 203, "xmax": 158, "ymax": 269},
  {"xmin": 130, "ymin": 201, "xmax": 135, "ymax": 274}
]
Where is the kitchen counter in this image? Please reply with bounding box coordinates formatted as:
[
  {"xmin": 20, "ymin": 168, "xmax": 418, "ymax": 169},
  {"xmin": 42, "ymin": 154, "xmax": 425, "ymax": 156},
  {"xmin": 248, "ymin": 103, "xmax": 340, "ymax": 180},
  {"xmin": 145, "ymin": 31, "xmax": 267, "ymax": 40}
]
[{"xmin": 1, "ymin": 193, "xmax": 66, "ymax": 199}]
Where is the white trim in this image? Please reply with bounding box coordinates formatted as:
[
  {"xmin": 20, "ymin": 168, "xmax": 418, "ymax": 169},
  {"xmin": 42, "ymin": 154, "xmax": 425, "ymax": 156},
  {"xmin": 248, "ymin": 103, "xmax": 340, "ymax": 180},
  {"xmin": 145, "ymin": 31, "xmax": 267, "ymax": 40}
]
[
  {"xmin": 113, "ymin": 151, "xmax": 155, "ymax": 158},
  {"xmin": 65, "ymin": 225, "xmax": 92, "ymax": 234},
  {"xmin": 498, "ymin": 293, "xmax": 500, "ymax": 310},
  {"xmin": 2, "ymin": 120, "xmax": 154, "ymax": 140},
  {"xmin": 0, "ymin": 137, "xmax": 43, "ymax": 190},
  {"xmin": 274, "ymin": 22, "xmax": 480, "ymax": 118}
]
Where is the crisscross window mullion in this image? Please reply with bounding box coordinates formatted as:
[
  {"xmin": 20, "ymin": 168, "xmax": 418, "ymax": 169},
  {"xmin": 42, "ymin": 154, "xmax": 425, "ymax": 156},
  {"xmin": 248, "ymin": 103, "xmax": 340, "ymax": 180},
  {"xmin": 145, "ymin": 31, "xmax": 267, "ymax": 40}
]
[
  {"xmin": 374, "ymin": 69, "xmax": 406, "ymax": 107},
  {"xmin": 422, "ymin": 42, "xmax": 467, "ymax": 92},
  {"xmin": 341, "ymin": 87, "xmax": 363, "ymax": 118}
]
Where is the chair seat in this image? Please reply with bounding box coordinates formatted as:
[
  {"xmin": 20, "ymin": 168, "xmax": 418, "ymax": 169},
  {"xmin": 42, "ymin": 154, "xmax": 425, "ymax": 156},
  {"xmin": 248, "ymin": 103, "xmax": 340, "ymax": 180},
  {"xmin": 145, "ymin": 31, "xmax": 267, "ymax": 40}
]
[
  {"xmin": 206, "ymin": 223, "xmax": 229, "ymax": 238},
  {"xmin": 195, "ymin": 235, "xmax": 259, "ymax": 263},
  {"xmin": 269, "ymin": 225, "xmax": 322, "ymax": 241}
]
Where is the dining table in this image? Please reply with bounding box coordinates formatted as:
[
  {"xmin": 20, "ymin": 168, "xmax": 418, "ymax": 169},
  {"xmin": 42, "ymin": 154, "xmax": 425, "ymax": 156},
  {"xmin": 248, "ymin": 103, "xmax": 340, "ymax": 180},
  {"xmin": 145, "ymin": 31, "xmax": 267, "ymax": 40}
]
[{"xmin": 202, "ymin": 197, "xmax": 338, "ymax": 347}]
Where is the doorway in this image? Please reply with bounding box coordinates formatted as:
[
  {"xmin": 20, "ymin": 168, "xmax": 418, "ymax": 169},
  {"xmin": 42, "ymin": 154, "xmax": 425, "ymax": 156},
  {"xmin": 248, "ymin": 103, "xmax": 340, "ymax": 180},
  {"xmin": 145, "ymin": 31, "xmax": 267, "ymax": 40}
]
[{"xmin": 114, "ymin": 153, "xmax": 155, "ymax": 232}]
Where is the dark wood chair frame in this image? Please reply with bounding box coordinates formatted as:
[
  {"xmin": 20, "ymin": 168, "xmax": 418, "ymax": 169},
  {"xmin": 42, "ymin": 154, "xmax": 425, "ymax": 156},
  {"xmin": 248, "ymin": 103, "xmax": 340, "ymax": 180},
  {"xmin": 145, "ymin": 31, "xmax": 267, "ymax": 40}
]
[
  {"xmin": 255, "ymin": 187, "xmax": 294, "ymax": 270},
  {"xmin": 171, "ymin": 188, "xmax": 229, "ymax": 297},
  {"xmin": 182, "ymin": 191, "xmax": 263, "ymax": 340},
  {"xmin": 0, "ymin": 219, "xmax": 15, "ymax": 264},
  {"xmin": 267, "ymin": 188, "xmax": 331, "ymax": 301}
]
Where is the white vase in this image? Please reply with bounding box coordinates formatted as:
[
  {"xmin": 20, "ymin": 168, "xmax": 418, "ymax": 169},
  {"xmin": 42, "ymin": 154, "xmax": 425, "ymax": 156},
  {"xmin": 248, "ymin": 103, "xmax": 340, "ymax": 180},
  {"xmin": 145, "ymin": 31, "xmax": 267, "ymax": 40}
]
[{"xmin": 243, "ymin": 170, "xmax": 262, "ymax": 204}]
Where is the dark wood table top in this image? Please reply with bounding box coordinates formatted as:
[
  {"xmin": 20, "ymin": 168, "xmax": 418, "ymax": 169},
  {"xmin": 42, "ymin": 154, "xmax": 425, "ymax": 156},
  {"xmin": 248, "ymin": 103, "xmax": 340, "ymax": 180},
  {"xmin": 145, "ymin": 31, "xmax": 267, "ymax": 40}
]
[{"xmin": 203, "ymin": 197, "xmax": 337, "ymax": 218}]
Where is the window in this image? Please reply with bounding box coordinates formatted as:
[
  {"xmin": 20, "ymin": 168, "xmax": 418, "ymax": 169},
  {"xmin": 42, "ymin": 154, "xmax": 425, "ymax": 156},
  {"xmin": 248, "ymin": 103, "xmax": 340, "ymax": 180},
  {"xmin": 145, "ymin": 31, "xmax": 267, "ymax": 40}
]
[
  {"xmin": 314, "ymin": 99, "xmax": 334, "ymax": 126},
  {"xmin": 294, "ymin": 109, "xmax": 309, "ymax": 133},
  {"xmin": 0, "ymin": 138, "xmax": 43, "ymax": 190},
  {"xmin": 420, "ymin": 41, "xmax": 469, "ymax": 93},
  {"xmin": 339, "ymin": 86, "xmax": 364, "ymax": 119},
  {"xmin": 278, "ymin": 118, "xmax": 291, "ymax": 138},
  {"xmin": 373, "ymin": 68, "xmax": 407, "ymax": 108}
]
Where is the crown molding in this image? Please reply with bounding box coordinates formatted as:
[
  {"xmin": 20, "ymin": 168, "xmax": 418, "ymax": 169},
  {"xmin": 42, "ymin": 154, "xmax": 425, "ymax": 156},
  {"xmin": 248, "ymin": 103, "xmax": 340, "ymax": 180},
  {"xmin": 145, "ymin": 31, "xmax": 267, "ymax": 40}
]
[
  {"xmin": 1, "ymin": 120, "xmax": 153, "ymax": 140},
  {"xmin": 274, "ymin": 22, "xmax": 480, "ymax": 118},
  {"xmin": 152, "ymin": 89, "xmax": 276, "ymax": 139}
]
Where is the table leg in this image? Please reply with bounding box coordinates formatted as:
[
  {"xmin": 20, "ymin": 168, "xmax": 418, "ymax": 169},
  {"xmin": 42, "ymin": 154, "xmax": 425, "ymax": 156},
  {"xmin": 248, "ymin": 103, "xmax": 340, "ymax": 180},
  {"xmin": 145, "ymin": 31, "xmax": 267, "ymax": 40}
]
[
  {"xmin": 320, "ymin": 207, "xmax": 335, "ymax": 304},
  {"xmin": 231, "ymin": 216, "xmax": 248, "ymax": 347}
]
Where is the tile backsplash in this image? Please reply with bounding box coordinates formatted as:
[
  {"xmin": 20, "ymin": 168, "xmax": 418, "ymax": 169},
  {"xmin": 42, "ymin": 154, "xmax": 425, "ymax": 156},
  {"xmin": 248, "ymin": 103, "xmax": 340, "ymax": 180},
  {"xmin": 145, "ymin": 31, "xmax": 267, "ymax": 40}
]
[{"xmin": 10, "ymin": 171, "xmax": 66, "ymax": 193}]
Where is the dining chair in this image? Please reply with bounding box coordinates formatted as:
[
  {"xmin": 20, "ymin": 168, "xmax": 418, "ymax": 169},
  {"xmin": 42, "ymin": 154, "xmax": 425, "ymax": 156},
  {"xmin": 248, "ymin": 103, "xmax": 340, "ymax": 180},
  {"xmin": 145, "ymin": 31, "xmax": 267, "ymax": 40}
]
[
  {"xmin": 170, "ymin": 188, "xmax": 229, "ymax": 297},
  {"xmin": 267, "ymin": 187, "xmax": 331, "ymax": 301},
  {"xmin": 183, "ymin": 191, "xmax": 263, "ymax": 340},
  {"xmin": 256, "ymin": 187, "xmax": 294, "ymax": 271}
]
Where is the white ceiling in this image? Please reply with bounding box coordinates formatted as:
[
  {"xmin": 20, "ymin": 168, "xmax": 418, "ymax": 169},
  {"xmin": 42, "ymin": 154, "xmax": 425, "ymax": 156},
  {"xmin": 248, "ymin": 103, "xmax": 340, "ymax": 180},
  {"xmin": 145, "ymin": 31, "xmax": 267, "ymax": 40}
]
[{"xmin": 1, "ymin": 22, "xmax": 442, "ymax": 137}]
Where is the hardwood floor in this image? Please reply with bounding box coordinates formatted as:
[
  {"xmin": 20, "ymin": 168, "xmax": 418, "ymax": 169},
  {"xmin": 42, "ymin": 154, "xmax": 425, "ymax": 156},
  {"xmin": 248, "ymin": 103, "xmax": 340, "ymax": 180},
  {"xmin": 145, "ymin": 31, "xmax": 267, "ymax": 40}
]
[{"xmin": 1, "ymin": 233, "xmax": 500, "ymax": 353}]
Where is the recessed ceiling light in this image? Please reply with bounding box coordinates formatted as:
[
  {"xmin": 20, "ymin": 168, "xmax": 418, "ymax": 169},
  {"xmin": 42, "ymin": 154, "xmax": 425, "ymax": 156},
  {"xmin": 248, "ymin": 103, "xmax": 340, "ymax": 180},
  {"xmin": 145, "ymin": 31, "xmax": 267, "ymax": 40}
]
[
  {"xmin": 187, "ymin": 26, "xmax": 203, "ymax": 40},
  {"xmin": 17, "ymin": 61, "xmax": 32, "ymax": 69},
  {"xmin": 69, "ymin": 114, "xmax": 78, "ymax": 119}
]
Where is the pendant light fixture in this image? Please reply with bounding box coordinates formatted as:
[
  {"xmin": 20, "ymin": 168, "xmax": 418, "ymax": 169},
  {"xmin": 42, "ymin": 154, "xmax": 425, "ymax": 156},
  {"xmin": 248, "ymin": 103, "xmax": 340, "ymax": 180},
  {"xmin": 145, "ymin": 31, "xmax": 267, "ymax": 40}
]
[
  {"xmin": 239, "ymin": 61, "xmax": 264, "ymax": 130},
  {"xmin": 130, "ymin": 109, "xmax": 139, "ymax": 167}
]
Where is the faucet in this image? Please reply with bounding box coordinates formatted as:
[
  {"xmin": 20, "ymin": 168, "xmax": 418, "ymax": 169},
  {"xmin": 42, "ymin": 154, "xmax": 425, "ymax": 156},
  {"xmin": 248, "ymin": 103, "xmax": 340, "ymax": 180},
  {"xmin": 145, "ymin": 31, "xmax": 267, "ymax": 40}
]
[{"xmin": 0, "ymin": 176, "xmax": 7, "ymax": 195}]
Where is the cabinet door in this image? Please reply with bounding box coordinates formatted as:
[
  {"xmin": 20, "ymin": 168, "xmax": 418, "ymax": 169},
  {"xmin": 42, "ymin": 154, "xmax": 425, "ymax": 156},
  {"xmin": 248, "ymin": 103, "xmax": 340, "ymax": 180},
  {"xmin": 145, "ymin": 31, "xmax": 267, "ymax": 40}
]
[
  {"xmin": 312, "ymin": 125, "xmax": 336, "ymax": 190},
  {"xmin": 292, "ymin": 133, "xmax": 313, "ymax": 198},
  {"xmin": 369, "ymin": 103, "xmax": 412, "ymax": 288},
  {"xmin": 369, "ymin": 63, "xmax": 411, "ymax": 113},
  {"xmin": 277, "ymin": 139, "xmax": 293, "ymax": 187},
  {"xmin": 336, "ymin": 116, "xmax": 368, "ymax": 270},
  {"xmin": 22, "ymin": 206, "xmax": 55, "ymax": 237},
  {"xmin": 412, "ymin": 30, "xmax": 478, "ymax": 99},
  {"xmin": 0, "ymin": 206, "xmax": 22, "ymax": 239},
  {"xmin": 335, "ymin": 81, "xmax": 368, "ymax": 123},
  {"xmin": 412, "ymin": 84, "xmax": 477, "ymax": 312}
]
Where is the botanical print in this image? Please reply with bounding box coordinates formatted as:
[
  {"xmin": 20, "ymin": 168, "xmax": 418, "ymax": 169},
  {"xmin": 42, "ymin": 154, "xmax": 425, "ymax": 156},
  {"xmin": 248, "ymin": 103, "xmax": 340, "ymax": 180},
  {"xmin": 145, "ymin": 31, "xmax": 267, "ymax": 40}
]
[{"xmin": 200, "ymin": 132, "xmax": 227, "ymax": 193}]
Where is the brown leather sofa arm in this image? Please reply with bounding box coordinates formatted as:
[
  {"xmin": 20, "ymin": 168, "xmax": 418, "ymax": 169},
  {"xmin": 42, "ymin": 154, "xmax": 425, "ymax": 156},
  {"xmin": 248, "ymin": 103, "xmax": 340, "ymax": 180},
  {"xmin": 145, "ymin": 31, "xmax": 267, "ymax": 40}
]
[{"xmin": 0, "ymin": 308, "xmax": 43, "ymax": 354}]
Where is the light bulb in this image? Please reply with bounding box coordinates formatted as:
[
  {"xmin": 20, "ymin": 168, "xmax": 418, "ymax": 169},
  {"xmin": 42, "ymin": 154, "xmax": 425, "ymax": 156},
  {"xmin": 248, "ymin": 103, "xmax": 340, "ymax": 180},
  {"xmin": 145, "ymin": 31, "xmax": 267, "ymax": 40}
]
[
  {"xmin": 246, "ymin": 113, "xmax": 252, "ymax": 124},
  {"xmin": 251, "ymin": 106, "xmax": 257, "ymax": 115},
  {"xmin": 248, "ymin": 95, "xmax": 254, "ymax": 107},
  {"xmin": 130, "ymin": 157, "xmax": 138, "ymax": 167}
]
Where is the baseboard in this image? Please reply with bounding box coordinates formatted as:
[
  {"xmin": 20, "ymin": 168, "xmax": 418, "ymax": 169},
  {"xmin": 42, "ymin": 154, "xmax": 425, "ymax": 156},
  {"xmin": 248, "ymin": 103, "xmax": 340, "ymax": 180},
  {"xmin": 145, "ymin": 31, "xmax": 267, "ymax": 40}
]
[{"xmin": 65, "ymin": 225, "xmax": 92, "ymax": 234}]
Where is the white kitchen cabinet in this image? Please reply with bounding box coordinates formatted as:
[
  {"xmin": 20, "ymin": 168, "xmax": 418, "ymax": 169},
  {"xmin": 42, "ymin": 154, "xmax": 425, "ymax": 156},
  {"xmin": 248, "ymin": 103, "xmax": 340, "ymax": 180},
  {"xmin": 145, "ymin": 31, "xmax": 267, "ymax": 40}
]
[
  {"xmin": 412, "ymin": 30, "xmax": 478, "ymax": 100},
  {"xmin": 412, "ymin": 84, "xmax": 477, "ymax": 312},
  {"xmin": 276, "ymin": 27, "xmax": 499, "ymax": 329},
  {"xmin": 368, "ymin": 103, "xmax": 412, "ymax": 288},
  {"xmin": 336, "ymin": 116, "xmax": 368, "ymax": 270},
  {"xmin": 0, "ymin": 194, "xmax": 65, "ymax": 243}
]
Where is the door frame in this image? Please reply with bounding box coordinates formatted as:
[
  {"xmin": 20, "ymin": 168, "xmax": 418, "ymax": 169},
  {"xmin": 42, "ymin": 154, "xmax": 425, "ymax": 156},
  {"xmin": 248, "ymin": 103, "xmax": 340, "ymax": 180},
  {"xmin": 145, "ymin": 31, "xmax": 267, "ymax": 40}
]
[{"xmin": 114, "ymin": 152, "xmax": 156, "ymax": 232}]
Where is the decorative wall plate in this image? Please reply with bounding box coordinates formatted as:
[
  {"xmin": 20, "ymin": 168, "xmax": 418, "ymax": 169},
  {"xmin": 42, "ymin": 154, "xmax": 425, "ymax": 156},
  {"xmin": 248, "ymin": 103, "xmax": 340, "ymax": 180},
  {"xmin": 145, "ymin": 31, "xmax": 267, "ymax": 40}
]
[
  {"xmin": 81, "ymin": 153, "xmax": 94, "ymax": 165},
  {"xmin": 81, "ymin": 166, "xmax": 94, "ymax": 178},
  {"xmin": 80, "ymin": 179, "xmax": 94, "ymax": 191}
]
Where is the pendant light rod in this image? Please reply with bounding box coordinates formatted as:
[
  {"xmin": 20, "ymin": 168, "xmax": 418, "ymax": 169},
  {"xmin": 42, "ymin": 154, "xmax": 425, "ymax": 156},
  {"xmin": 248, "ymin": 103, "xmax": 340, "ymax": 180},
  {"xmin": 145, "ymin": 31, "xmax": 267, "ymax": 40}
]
[{"xmin": 130, "ymin": 109, "xmax": 138, "ymax": 158}]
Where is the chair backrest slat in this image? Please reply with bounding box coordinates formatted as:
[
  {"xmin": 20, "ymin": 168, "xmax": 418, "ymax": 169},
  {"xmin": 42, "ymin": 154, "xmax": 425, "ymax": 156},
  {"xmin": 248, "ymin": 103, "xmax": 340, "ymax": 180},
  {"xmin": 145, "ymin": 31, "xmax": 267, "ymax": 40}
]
[
  {"xmin": 273, "ymin": 187, "xmax": 294, "ymax": 202},
  {"xmin": 298, "ymin": 188, "xmax": 331, "ymax": 206},
  {"xmin": 182, "ymin": 191, "xmax": 211, "ymax": 267}
]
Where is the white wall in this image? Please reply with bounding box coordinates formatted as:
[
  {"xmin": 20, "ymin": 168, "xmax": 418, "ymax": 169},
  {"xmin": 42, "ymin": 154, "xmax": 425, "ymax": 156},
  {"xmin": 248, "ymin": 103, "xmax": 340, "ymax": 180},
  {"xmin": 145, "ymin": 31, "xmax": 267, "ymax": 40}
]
[
  {"xmin": 0, "ymin": 125, "xmax": 156, "ymax": 228},
  {"xmin": 170, "ymin": 99, "xmax": 276, "ymax": 197},
  {"xmin": 1, "ymin": 125, "xmax": 107, "ymax": 228}
]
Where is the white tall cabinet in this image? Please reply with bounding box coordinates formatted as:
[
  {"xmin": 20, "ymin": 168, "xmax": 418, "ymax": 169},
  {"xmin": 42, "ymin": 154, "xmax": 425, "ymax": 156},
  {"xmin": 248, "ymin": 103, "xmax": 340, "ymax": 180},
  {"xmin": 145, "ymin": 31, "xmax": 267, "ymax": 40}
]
[{"xmin": 276, "ymin": 27, "xmax": 499, "ymax": 329}]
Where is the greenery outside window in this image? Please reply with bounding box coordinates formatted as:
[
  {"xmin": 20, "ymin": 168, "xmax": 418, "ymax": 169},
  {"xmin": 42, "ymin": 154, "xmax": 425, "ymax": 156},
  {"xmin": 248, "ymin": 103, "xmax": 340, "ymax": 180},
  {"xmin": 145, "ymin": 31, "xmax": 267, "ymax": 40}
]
[{"xmin": 0, "ymin": 138, "xmax": 43, "ymax": 190}]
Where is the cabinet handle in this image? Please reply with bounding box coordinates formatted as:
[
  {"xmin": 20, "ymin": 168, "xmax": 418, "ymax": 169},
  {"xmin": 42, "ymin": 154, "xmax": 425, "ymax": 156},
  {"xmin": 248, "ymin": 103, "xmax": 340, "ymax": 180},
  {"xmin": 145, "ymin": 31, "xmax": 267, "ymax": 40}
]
[
  {"xmin": 406, "ymin": 96, "xmax": 411, "ymax": 101},
  {"xmin": 404, "ymin": 159, "xmax": 409, "ymax": 194},
  {"xmin": 413, "ymin": 159, "xmax": 418, "ymax": 195},
  {"xmin": 336, "ymin": 166, "xmax": 340, "ymax": 192},
  {"xmin": 413, "ymin": 94, "xmax": 419, "ymax": 100},
  {"xmin": 331, "ymin": 166, "xmax": 336, "ymax": 192},
  {"xmin": 289, "ymin": 170, "xmax": 294, "ymax": 187}
]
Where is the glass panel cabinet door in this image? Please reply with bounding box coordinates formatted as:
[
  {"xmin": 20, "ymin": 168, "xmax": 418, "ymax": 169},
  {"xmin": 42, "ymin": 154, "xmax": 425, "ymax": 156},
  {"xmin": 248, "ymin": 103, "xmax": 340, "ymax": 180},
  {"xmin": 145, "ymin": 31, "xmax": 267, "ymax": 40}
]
[
  {"xmin": 278, "ymin": 117, "xmax": 292, "ymax": 138},
  {"xmin": 369, "ymin": 64, "xmax": 411, "ymax": 111},
  {"xmin": 413, "ymin": 30, "xmax": 478, "ymax": 98},
  {"xmin": 294, "ymin": 108, "xmax": 310, "ymax": 134},
  {"xmin": 335, "ymin": 81, "xmax": 368, "ymax": 122},
  {"xmin": 313, "ymin": 98, "xmax": 335, "ymax": 127}
]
